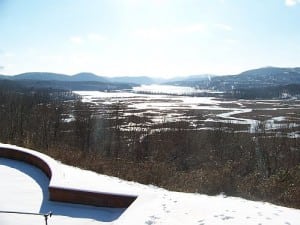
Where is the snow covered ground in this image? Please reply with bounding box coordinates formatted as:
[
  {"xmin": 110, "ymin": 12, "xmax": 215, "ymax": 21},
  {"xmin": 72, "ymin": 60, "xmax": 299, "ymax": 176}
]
[{"xmin": 0, "ymin": 144, "xmax": 300, "ymax": 225}]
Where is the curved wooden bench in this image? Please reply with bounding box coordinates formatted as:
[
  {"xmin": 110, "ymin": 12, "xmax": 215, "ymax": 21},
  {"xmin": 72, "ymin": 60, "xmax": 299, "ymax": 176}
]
[{"xmin": 0, "ymin": 146, "xmax": 137, "ymax": 208}]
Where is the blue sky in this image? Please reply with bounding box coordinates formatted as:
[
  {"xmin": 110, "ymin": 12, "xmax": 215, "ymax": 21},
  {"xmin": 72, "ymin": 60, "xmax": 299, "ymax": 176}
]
[{"xmin": 1, "ymin": 0, "xmax": 300, "ymax": 77}]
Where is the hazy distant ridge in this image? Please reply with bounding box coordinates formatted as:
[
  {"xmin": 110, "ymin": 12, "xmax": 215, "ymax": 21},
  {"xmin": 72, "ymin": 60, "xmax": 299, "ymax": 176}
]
[
  {"xmin": 0, "ymin": 72, "xmax": 159, "ymax": 85},
  {"xmin": 1, "ymin": 67, "xmax": 300, "ymax": 90},
  {"xmin": 169, "ymin": 67, "xmax": 300, "ymax": 90}
]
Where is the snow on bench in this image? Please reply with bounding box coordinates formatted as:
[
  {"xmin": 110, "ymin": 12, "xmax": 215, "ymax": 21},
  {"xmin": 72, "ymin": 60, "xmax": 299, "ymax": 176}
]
[{"xmin": 0, "ymin": 144, "xmax": 137, "ymax": 208}]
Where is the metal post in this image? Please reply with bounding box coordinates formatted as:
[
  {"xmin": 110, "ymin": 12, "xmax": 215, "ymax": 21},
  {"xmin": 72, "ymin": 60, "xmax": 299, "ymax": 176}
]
[{"xmin": 44, "ymin": 214, "xmax": 48, "ymax": 225}]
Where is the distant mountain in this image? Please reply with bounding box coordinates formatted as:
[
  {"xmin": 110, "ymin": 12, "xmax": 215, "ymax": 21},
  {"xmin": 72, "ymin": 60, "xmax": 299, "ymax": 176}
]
[
  {"xmin": 13, "ymin": 72, "xmax": 109, "ymax": 82},
  {"xmin": 72, "ymin": 72, "xmax": 108, "ymax": 82},
  {"xmin": 1, "ymin": 72, "xmax": 157, "ymax": 85},
  {"xmin": 0, "ymin": 74, "xmax": 11, "ymax": 80},
  {"xmin": 1, "ymin": 67, "xmax": 300, "ymax": 91},
  {"xmin": 239, "ymin": 67, "xmax": 300, "ymax": 77},
  {"xmin": 175, "ymin": 67, "xmax": 300, "ymax": 91},
  {"xmin": 14, "ymin": 72, "xmax": 71, "ymax": 81},
  {"xmin": 216, "ymin": 67, "xmax": 300, "ymax": 90},
  {"xmin": 0, "ymin": 72, "xmax": 134, "ymax": 91},
  {"xmin": 108, "ymin": 76, "xmax": 156, "ymax": 85}
]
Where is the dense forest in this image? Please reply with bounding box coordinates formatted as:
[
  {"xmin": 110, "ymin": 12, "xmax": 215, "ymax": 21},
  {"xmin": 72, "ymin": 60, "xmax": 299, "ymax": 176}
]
[
  {"xmin": 0, "ymin": 81, "xmax": 299, "ymax": 208},
  {"xmin": 230, "ymin": 84, "xmax": 300, "ymax": 99}
]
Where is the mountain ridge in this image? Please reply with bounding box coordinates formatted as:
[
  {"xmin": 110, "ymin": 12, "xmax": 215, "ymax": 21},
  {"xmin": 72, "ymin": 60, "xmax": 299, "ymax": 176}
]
[{"xmin": 1, "ymin": 66, "xmax": 300, "ymax": 90}]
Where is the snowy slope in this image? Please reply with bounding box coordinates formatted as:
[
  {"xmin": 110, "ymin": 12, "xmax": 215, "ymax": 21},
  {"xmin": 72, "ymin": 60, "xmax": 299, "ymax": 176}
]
[{"xmin": 0, "ymin": 143, "xmax": 300, "ymax": 225}]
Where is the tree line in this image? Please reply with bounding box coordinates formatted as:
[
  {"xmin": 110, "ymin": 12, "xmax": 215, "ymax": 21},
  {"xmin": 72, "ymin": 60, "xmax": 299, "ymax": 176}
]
[{"xmin": 229, "ymin": 84, "xmax": 300, "ymax": 99}]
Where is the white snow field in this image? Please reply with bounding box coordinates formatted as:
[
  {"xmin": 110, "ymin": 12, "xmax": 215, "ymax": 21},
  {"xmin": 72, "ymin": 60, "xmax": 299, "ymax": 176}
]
[{"xmin": 0, "ymin": 143, "xmax": 300, "ymax": 225}]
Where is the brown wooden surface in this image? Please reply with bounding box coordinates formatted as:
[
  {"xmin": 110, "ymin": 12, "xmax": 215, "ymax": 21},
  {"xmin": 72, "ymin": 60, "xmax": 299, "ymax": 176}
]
[{"xmin": 49, "ymin": 186, "xmax": 136, "ymax": 208}]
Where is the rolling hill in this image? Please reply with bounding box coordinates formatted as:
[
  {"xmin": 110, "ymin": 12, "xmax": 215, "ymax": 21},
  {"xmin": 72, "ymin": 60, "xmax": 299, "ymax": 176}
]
[
  {"xmin": 1, "ymin": 67, "xmax": 300, "ymax": 92},
  {"xmin": 173, "ymin": 67, "xmax": 300, "ymax": 91}
]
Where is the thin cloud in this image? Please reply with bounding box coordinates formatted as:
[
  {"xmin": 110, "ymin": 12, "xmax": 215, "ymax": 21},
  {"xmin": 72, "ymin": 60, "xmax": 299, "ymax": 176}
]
[
  {"xmin": 0, "ymin": 50, "xmax": 13, "ymax": 57},
  {"xmin": 133, "ymin": 23, "xmax": 207, "ymax": 40},
  {"xmin": 173, "ymin": 24, "xmax": 206, "ymax": 34},
  {"xmin": 3, "ymin": 52, "xmax": 15, "ymax": 57},
  {"xmin": 215, "ymin": 23, "xmax": 233, "ymax": 31},
  {"xmin": 223, "ymin": 39, "xmax": 238, "ymax": 44},
  {"xmin": 285, "ymin": 0, "xmax": 300, "ymax": 6},
  {"xmin": 70, "ymin": 36, "xmax": 84, "ymax": 44},
  {"xmin": 70, "ymin": 34, "xmax": 107, "ymax": 44},
  {"xmin": 133, "ymin": 28, "xmax": 166, "ymax": 40},
  {"xmin": 87, "ymin": 33, "xmax": 107, "ymax": 42}
]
